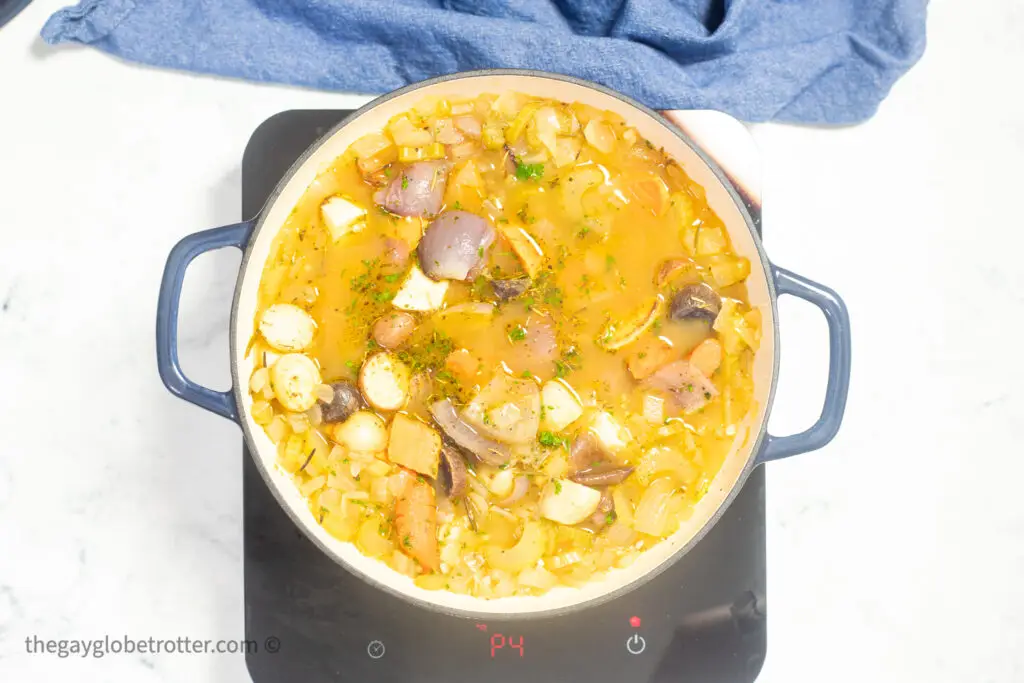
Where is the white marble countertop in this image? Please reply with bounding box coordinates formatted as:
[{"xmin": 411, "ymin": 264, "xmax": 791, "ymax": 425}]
[{"xmin": 1, "ymin": 1, "xmax": 1022, "ymax": 681}]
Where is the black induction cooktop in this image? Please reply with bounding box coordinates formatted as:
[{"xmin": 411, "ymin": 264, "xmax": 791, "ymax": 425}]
[{"xmin": 241, "ymin": 110, "xmax": 767, "ymax": 683}]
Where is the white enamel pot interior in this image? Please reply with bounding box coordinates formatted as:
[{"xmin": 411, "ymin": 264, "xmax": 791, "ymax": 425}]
[{"xmin": 229, "ymin": 71, "xmax": 779, "ymax": 619}]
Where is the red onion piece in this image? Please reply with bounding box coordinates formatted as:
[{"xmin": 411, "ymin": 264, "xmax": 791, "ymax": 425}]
[
  {"xmin": 374, "ymin": 161, "xmax": 447, "ymax": 217},
  {"xmin": 429, "ymin": 399, "xmax": 511, "ymax": 466},
  {"xmin": 418, "ymin": 211, "xmax": 495, "ymax": 281},
  {"xmin": 643, "ymin": 360, "xmax": 718, "ymax": 413}
]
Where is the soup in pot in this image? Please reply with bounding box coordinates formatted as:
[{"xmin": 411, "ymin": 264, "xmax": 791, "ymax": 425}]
[{"xmin": 245, "ymin": 92, "xmax": 762, "ymax": 597}]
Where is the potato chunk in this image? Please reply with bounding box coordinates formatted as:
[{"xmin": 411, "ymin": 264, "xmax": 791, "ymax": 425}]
[
  {"xmin": 259, "ymin": 303, "xmax": 316, "ymax": 352},
  {"xmin": 269, "ymin": 353, "xmax": 321, "ymax": 412},
  {"xmin": 387, "ymin": 413, "xmax": 441, "ymax": 478},
  {"xmin": 392, "ymin": 264, "xmax": 449, "ymax": 312},
  {"xmin": 540, "ymin": 479, "xmax": 602, "ymax": 525},
  {"xmin": 359, "ymin": 352, "xmax": 411, "ymax": 411},
  {"xmin": 540, "ymin": 380, "xmax": 583, "ymax": 432},
  {"xmin": 320, "ymin": 195, "xmax": 367, "ymax": 241}
]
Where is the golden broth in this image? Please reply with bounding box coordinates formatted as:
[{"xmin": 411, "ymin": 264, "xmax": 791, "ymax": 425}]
[{"xmin": 246, "ymin": 92, "xmax": 761, "ymax": 597}]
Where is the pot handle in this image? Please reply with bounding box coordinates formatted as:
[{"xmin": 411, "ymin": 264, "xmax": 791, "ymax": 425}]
[
  {"xmin": 758, "ymin": 266, "xmax": 851, "ymax": 463},
  {"xmin": 156, "ymin": 222, "xmax": 253, "ymax": 422}
]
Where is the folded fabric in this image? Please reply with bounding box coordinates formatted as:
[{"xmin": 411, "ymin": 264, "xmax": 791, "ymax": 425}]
[{"xmin": 41, "ymin": 0, "xmax": 926, "ymax": 124}]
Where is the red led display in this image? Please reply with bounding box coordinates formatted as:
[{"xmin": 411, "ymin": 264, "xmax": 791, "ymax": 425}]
[{"xmin": 489, "ymin": 633, "xmax": 525, "ymax": 658}]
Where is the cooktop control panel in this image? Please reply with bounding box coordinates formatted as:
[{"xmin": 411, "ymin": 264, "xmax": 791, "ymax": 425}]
[{"xmin": 241, "ymin": 110, "xmax": 767, "ymax": 683}]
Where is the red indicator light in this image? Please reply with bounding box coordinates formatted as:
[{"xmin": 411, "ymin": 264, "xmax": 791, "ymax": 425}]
[
  {"xmin": 629, "ymin": 616, "xmax": 642, "ymax": 628},
  {"xmin": 476, "ymin": 624, "xmax": 488, "ymax": 632}
]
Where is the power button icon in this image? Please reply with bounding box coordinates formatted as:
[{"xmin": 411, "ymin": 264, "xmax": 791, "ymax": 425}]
[{"xmin": 626, "ymin": 634, "xmax": 646, "ymax": 655}]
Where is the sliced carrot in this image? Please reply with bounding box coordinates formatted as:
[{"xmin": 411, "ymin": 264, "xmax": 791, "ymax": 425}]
[
  {"xmin": 626, "ymin": 336, "xmax": 675, "ymax": 380},
  {"xmin": 689, "ymin": 338, "xmax": 723, "ymax": 376},
  {"xmin": 394, "ymin": 473, "xmax": 440, "ymax": 571}
]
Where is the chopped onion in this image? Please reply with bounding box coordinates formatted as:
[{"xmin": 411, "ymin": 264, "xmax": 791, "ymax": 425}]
[
  {"xmin": 251, "ymin": 400, "xmax": 274, "ymax": 425},
  {"xmin": 266, "ymin": 416, "xmax": 288, "ymax": 443},
  {"xmin": 497, "ymin": 475, "xmax": 530, "ymax": 506},
  {"xmin": 450, "ymin": 141, "xmax": 478, "ymax": 160},
  {"xmin": 288, "ymin": 412, "xmax": 309, "ymax": 433},
  {"xmin": 603, "ymin": 521, "xmax": 638, "ymax": 547},
  {"xmin": 633, "ymin": 477, "xmax": 676, "ymax": 536},
  {"xmin": 300, "ymin": 475, "xmax": 326, "ymax": 497},
  {"xmin": 388, "ymin": 116, "xmax": 433, "ymax": 148},
  {"xmin": 327, "ymin": 472, "xmax": 357, "ymax": 493},
  {"xmin": 315, "ymin": 383, "xmax": 336, "ymax": 403},
  {"xmin": 532, "ymin": 106, "xmax": 560, "ymax": 155},
  {"xmin": 453, "ymin": 115, "xmax": 482, "ymax": 138},
  {"xmin": 518, "ymin": 566, "xmax": 557, "ymax": 590},
  {"xmin": 430, "ymin": 399, "xmax": 512, "ymax": 465},
  {"xmin": 434, "ymin": 118, "xmax": 464, "ymax": 145},
  {"xmin": 319, "ymin": 488, "xmax": 342, "ymax": 512},
  {"xmin": 350, "ymin": 132, "xmax": 393, "ymax": 160},
  {"xmin": 584, "ymin": 120, "xmax": 616, "ymax": 154},
  {"xmin": 642, "ymin": 394, "xmax": 665, "ymax": 424},
  {"xmin": 249, "ymin": 367, "xmax": 269, "ymax": 393}
]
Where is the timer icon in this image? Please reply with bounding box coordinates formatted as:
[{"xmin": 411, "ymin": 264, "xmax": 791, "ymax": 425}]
[{"xmin": 367, "ymin": 640, "xmax": 386, "ymax": 659}]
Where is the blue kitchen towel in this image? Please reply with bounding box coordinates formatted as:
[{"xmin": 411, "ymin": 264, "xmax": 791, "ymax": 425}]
[{"xmin": 40, "ymin": 0, "xmax": 926, "ymax": 124}]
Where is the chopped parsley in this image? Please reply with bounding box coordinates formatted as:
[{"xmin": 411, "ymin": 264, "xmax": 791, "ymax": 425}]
[
  {"xmin": 553, "ymin": 480, "xmax": 563, "ymax": 494},
  {"xmin": 453, "ymin": 200, "xmax": 463, "ymax": 210},
  {"xmin": 538, "ymin": 431, "xmax": 567, "ymax": 449},
  {"xmin": 543, "ymin": 287, "xmax": 564, "ymax": 306},
  {"xmin": 554, "ymin": 348, "xmax": 581, "ymax": 378},
  {"xmin": 605, "ymin": 510, "xmax": 617, "ymax": 525},
  {"xmin": 508, "ymin": 325, "xmax": 527, "ymax": 342},
  {"xmin": 396, "ymin": 329, "xmax": 454, "ymax": 373},
  {"xmin": 515, "ymin": 161, "xmax": 544, "ymax": 181},
  {"xmin": 401, "ymin": 175, "xmax": 409, "ymax": 190},
  {"xmin": 403, "ymin": 534, "xmax": 412, "ymax": 548},
  {"xmin": 383, "ymin": 272, "xmax": 402, "ymax": 283}
]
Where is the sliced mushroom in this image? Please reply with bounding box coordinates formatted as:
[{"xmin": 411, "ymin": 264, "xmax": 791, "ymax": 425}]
[
  {"xmin": 318, "ymin": 380, "xmax": 367, "ymax": 423},
  {"xmin": 491, "ymin": 276, "xmax": 531, "ymax": 301},
  {"xmin": 569, "ymin": 432, "xmax": 612, "ymax": 473},
  {"xmin": 418, "ymin": 211, "xmax": 495, "ymax": 281},
  {"xmin": 570, "ymin": 465, "xmax": 635, "ymax": 487},
  {"xmin": 643, "ymin": 360, "xmax": 718, "ymax": 413},
  {"xmin": 438, "ymin": 437, "xmax": 469, "ymax": 499},
  {"xmin": 429, "ymin": 399, "xmax": 512, "ymax": 466},
  {"xmin": 668, "ymin": 283, "xmax": 722, "ymax": 325}
]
